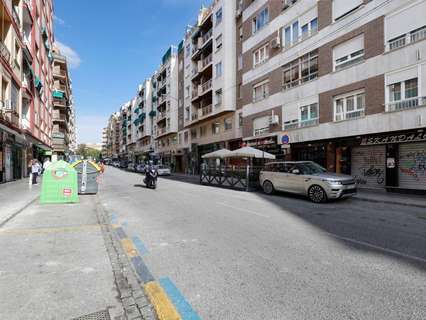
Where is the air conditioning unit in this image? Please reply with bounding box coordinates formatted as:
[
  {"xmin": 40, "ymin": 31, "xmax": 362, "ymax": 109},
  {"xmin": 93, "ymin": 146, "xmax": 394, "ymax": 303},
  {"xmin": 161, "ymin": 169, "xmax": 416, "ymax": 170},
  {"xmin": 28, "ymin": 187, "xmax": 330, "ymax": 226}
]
[
  {"xmin": 271, "ymin": 36, "xmax": 281, "ymax": 49},
  {"xmin": 269, "ymin": 114, "xmax": 279, "ymax": 125}
]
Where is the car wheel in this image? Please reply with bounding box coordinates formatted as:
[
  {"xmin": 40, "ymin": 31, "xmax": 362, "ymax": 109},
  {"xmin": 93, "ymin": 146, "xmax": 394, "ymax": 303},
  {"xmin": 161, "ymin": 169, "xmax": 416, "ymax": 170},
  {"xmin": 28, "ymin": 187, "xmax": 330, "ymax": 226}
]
[
  {"xmin": 308, "ymin": 185, "xmax": 327, "ymax": 203},
  {"xmin": 263, "ymin": 180, "xmax": 274, "ymax": 195}
]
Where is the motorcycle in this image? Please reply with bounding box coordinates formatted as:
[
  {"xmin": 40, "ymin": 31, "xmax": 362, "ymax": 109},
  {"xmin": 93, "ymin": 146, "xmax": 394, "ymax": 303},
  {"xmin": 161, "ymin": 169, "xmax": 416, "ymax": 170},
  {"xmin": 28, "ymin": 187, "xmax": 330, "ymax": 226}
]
[{"xmin": 144, "ymin": 167, "xmax": 158, "ymax": 189}]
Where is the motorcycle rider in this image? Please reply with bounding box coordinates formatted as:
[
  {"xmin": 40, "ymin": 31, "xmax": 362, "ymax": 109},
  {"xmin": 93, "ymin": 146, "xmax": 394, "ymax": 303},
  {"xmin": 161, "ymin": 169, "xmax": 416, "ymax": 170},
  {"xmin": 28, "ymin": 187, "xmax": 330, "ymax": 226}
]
[{"xmin": 144, "ymin": 160, "xmax": 158, "ymax": 188}]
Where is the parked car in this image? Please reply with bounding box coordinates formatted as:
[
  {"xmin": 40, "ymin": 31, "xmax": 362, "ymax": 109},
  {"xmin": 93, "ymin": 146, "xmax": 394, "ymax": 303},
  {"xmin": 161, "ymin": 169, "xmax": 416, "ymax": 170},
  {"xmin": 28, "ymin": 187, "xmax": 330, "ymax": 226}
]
[
  {"xmin": 259, "ymin": 161, "xmax": 357, "ymax": 203},
  {"xmin": 119, "ymin": 161, "xmax": 128, "ymax": 169},
  {"xmin": 112, "ymin": 161, "xmax": 120, "ymax": 167},
  {"xmin": 127, "ymin": 162, "xmax": 136, "ymax": 172},
  {"xmin": 157, "ymin": 165, "xmax": 171, "ymax": 176},
  {"xmin": 136, "ymin": 163, "xmax": 146, "ymax": 173}
]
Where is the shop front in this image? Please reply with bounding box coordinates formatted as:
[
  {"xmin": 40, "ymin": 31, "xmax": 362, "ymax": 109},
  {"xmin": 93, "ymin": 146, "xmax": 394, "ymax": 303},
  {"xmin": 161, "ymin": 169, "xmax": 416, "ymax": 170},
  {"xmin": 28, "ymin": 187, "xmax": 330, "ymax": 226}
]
[
  {"xmin": 243, "ymin": 135, "xmax": 284, "ymax": 160},
  {"xmin": 287, "ymin": 129, "xmax": 426, "ymax": 192}
]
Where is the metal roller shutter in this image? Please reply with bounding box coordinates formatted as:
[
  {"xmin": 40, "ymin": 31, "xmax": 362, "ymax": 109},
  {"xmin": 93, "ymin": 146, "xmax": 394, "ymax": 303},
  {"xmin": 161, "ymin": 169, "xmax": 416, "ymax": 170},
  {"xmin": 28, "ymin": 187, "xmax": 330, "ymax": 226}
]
[
  {"xmin": 398, "ymin": 143, "xmax": 426, "ymax": 190},
  {"xmin": 351, "ymin": 146, "xmax": 386, "ymax": 189}
]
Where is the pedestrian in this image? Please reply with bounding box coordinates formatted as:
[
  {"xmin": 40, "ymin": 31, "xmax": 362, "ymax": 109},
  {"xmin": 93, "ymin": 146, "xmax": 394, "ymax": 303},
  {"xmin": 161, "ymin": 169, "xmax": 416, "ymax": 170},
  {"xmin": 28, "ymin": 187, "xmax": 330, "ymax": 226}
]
[
  {"xmin": 28, "ymin": 158, "xmax": 33, "ymax": 186},
  {"xmin": 31, "ymin": 160, "xmax": 41, "ymax": 185},
  {"xmin": 42, "ymin": 157, "xmax": 51, "ymax": 174}
]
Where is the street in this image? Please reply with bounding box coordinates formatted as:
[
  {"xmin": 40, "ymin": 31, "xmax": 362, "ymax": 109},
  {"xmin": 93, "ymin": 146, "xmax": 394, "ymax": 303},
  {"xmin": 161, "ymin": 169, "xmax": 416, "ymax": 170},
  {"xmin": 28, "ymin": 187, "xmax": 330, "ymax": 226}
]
[{"xmin": 99, "ymin": 167, "xmax": 426, "ymax": 320}]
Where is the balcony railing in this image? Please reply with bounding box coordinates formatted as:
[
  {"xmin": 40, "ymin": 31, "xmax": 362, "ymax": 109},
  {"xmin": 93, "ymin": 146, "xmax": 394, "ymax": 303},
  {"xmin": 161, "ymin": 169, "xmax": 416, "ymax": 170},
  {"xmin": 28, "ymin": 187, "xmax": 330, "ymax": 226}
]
[
  {"xmin": 200, "ymin": 104, "xmax": 213, "ymax": 118},
  {"xmin": 283, "ymin": 72, "xmax": 318, "ymax": 91},
  {"xmin": 202, "ymin": 54, "xmax": 212, "ymax": 69},
  {"xmin": 254, "ymin": 127, "xmax": 270, "ymax": 136},
  {"xmin": 387, "ymin": 27, "xmax": 426, "ymax": 51},
  {"xmin": 284, "ymin": 118, "xmax": 319, "ymax": 130},
  {"xmin": 0, "ymin": 41, "xmax": 11, "ymax": 63},
  {"xmin": 201, "ymin": 29, "xmax": 213, "ymax": 46},
  {"xmin": 201, "ymin": 79, "xmax": 212, "ymax": 94},
  {"xmin": 386, "ymin": 96, "xmax": 425, "ymax": 112}
]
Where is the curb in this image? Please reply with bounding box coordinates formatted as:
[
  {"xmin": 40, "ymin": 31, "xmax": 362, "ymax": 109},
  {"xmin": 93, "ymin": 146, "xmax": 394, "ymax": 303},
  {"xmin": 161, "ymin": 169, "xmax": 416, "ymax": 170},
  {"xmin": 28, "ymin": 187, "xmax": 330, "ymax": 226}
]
[
  {"xmin": 352, "ymin": 196, "xmax": 426, "ymax": 209},
  {"xmin": 0, "ymin": 196, "xmax": 39, "ymax": 228}
]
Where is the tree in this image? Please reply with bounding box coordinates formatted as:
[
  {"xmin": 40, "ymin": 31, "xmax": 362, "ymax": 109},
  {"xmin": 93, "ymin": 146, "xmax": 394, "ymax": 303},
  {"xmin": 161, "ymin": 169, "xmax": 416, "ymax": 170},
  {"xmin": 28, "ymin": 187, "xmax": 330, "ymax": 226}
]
[{"xmin": 76, "ymin": 144, "xmax": 102, "ymax": 160}]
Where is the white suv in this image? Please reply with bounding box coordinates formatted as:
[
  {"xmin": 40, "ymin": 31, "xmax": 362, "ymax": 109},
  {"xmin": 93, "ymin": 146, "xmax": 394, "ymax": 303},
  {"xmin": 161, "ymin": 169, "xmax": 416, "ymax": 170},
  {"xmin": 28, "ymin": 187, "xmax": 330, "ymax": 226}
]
[{"xmin": 259, "ymin": 161, "xmax": 357, "ymax": 203}]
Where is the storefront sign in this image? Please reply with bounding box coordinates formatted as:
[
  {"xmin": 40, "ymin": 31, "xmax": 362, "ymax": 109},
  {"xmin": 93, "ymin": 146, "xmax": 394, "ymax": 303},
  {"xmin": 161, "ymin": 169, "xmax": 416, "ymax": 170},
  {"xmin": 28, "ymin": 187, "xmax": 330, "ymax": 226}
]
[
  {"xmin": 245, "ymin": 136, "xmax": 277, "ymax": 147},
  {"xmin": 361, "ymin": 131, "xmax": 426, "ymax": 145}
]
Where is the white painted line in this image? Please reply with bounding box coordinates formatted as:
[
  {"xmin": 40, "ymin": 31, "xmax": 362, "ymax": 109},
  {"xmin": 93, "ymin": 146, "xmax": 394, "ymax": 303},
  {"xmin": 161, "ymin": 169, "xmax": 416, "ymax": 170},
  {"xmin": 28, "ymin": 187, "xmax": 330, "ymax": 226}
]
[
  {"xmin": 327, "ymin": 232, "xmax": 426, "ymax": 264},
  {"xmin": 218, "ymin": 202, "xmax": 270, "ymax": 218}
]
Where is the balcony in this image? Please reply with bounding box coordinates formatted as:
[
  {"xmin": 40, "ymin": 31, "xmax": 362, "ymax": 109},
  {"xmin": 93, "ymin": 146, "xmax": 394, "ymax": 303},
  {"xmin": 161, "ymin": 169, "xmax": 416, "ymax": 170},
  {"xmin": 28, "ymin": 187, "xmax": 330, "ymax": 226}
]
[
  {"xmin": 53, "ymin": 67, "xmax": 67, "ymax": 78},
  {"xmin": 53, "ymin": 97, "xmax": 66, "ymax": 108},
  {"xmin": 201, "ymin": 79, "xmax": 212, "ymax": 95},
  {"xmin": 201, "ymin": 54, "xmax": 212, "ymax": 70},
  {"xmin": 0, "ymin": 41, "xmax": 11, "ymax": 63},
  {"xmin": 254, "ymin": 127, "xmax": 270, "ymax": 136},
  {"xmin": 199, "ymin": 104, "xmax": 213, "ymax": 119},
  {"xmin": 53, "ymin": 111, "xmax": 67, "ymax": 122},
  {"xmin": 200, "ymin": 29, "xmax": 213, "ymax": 48},
  {"xmin": 387, "ymin": 27, "xmax": 426, "ymax": 51},
  {"xmin": 284, "ymin": 118, "xmax": 319, "ymax": 131},
  {"xmin": 385, "ymin": 96, "xmax": 426, "ymax": 113}
]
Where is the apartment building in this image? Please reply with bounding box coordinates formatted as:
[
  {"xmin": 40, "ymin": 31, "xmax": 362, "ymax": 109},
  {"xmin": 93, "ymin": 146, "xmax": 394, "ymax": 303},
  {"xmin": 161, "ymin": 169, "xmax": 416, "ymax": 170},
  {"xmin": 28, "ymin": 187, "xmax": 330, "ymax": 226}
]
[
  {"xmin": 104, "ymin": 112, "xmax": 120, "ymax": 159},
  {"xmin": 240, "ymin": 0, "xmax": 426, "ymax": 191},
  {"xmin": 183, "ymin": 0, "xmax": 241, "ymax": 171},
  {"xmin": 0, "ymin": 0, "xmax": 56, "ymax": 183},
  {"xmin": 154, "ymin": 46, "xmax": 179, "ymax": 166},
  {"xmin": 52, "ymin": 50, "xmax": 73, "ymax": 159},
  {"xmin": 134, "ymin": 79, "xmax": 155, "ymax": 161}
]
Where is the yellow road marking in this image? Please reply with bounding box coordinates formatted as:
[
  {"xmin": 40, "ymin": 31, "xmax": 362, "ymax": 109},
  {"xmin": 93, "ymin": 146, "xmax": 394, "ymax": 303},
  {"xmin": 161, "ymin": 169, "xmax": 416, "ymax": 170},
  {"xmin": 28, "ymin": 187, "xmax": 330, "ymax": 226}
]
[
  {"xmin": 121, "ymin": 239, "xmax": 138, "ymax": 257},
  {"xmin": 144, "ymin": 281, "xmax": 181, "ymax": 320},
  {"xmin": 0, "ymin": 224, "xmax": 100, "ymax": 235}
]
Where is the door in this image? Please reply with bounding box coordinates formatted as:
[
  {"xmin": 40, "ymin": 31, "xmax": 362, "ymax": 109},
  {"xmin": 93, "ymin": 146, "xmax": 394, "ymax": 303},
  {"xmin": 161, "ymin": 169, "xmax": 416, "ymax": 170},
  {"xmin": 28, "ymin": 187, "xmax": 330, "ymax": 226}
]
[
  {"xmin": 351, "ymin": 145, "xmax": 386, "ymax": 189},
  {"xmin": 275, "ymin": 163, "xmax": 304, "ymax": 193},
  {"xmin": 398, "ymin": 143, "xmax": 426, "ymax": 190}
]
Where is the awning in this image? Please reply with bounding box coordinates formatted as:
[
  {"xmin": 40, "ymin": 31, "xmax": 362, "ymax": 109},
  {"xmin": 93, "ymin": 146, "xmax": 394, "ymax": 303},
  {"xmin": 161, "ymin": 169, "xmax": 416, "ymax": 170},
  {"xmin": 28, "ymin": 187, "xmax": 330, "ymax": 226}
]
[
  {"xmin": 228, "ymin": 147, "xmax": 276, "ymax": 159},
  {"xmin": 202, "ymin": 148, "xmax": 232, "ymax": 159},
  {"xmin": 52, "ymin": 90, "xmax": 64, "ymax": 99}
]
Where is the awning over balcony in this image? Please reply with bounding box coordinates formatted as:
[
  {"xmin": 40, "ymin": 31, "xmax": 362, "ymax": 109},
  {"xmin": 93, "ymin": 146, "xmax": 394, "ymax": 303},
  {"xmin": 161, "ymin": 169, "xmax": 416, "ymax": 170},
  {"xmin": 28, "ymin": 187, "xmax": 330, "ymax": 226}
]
[
  {"xmin": 34, "ymin": 76, "xmax": 43, "ymax": 91},
  {"xmin": 52, "ymin": 90, "xmax": 64, "ymax": 99},
  {"xmin": 149, "ymin": 110, "xmax": 156, "ymax": 117}
]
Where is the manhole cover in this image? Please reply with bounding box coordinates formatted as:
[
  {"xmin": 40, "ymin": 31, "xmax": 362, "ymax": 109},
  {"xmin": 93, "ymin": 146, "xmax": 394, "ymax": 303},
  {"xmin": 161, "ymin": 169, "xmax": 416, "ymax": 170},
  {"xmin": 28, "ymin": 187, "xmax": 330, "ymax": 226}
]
[{"xmin": 71, "ymin": 310, "xmax": 110, "ymax": 320}]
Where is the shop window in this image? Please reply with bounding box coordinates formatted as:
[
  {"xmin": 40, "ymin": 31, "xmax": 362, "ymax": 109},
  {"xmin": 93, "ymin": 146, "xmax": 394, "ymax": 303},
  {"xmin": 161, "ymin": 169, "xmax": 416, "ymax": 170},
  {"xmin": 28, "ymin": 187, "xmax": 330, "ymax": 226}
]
[{"xmin": 334, "ymin": 90, "xmax": 365, "ymax": 121}]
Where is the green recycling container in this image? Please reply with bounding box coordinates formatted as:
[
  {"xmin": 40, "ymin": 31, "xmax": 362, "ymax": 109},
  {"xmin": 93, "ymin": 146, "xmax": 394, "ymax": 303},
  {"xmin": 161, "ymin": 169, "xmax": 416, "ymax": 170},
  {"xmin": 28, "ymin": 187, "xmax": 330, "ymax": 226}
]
[
  {"xmin": 40, "ymin": 160, "xmax": 79, "ymax": 204},
  {"xmin": 72, "ymin": 160, "xmax": 101, "ymax": 194}
]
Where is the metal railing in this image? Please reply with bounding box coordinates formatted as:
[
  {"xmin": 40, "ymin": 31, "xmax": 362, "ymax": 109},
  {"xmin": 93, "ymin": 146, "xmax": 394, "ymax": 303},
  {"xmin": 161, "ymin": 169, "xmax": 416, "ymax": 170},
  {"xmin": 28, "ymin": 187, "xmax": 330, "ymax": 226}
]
[
  {"xmin": 388, "ymin": 27, "xmax": 426, "ymax": 51},
  {"xmin": 411, "ymin": 27, "xmax": 426, "ymax": 43},
  {"xmin": 202, "ymin": 54, "xmax": 212, "ymax": 69},
  {"xmin": 386, "ymin": 96, "xmax": 425, "ymax": 112},
  {"xmin": 283, "ymin": 72, "xmax": 318, "ymax": 91},
  {"xmin": 200, "ymin": 104, "xmax": 212, "ymax": 117},
  {"xmin": 201, "ymin": 79, "xmax": 212, "ymax": 93},
  {"xmin": 284, "ymin": 118, "xmax": 319, "ymax": 130},
  {"xmin": 202, "ymin": 29, "xmax": 213, "ymax": 46},
  {"xmin": 254, "ymin": 127, "xmax": 270, "ymax": 136},
  {"xmin": 0, "ymin": 41, "xmax": 11, "ymax": 63}
]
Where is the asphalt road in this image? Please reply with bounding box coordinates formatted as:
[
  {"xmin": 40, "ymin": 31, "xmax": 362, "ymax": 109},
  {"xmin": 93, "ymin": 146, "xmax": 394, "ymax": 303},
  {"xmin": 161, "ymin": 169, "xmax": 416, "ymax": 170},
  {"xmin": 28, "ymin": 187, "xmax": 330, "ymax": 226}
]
[{"xmin": 99, "ymin": 167, "xmax": 426, "ymax": 320}]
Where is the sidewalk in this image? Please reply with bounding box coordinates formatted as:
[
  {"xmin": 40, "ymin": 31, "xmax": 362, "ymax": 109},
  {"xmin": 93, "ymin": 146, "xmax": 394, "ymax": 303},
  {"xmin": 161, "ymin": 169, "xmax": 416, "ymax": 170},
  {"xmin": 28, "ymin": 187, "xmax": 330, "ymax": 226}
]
[
  {"xmin": 0, "ymin": 195, "xmax": 124, "ymax": 320},
  {"xmin": 0, "ymin": 178, "xmax": 40, "ymax": 226},
  {"xmin": 354, "ymin": 189, "xmax": 426, "ymax": 208},
  {"xmin": 166, "ymin": 173, "xmax": 426, "ymax": 208}
]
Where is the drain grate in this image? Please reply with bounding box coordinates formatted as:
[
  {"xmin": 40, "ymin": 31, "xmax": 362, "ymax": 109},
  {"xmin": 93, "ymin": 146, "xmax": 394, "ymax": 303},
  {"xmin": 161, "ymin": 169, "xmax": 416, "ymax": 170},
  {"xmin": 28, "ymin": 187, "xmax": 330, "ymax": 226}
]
[{"xmin": 71, "ymin": 310, "xmax": 110, "ymax": 320}]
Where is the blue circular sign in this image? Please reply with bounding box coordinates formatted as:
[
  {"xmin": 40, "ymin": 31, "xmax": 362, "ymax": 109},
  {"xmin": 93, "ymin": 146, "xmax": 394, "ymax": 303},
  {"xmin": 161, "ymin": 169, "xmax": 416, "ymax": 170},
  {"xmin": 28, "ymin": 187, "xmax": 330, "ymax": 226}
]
[{"xmin": 281, "ymin": 135, "xmax": 290, "ymax": 145}]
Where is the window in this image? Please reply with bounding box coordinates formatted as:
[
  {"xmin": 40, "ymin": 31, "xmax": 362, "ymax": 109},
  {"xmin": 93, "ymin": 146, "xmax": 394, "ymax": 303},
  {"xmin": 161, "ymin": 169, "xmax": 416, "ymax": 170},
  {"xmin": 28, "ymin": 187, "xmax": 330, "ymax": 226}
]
[
  {"xmin": 215, "ymin": 8, "xmax": 223, "ymax": 26},
  {"xmin": 239, "ymin": 27, "xmax": 243, "ymax": 41},
  {"xmin": 184, "ymin": 131, "xmax": 189, "ymax": 143},
  {"xmin": 238, "ymin": 54, "xmax": 243, "ymax": 70},
  {"xmin": 215, "ymin": 62, "xmax": 222, "ymax": 78},
  {"xmin": 282, "ymin": 50, "xmax": 318, "ymax": 90},
  {"xmin": 216, "ymin": 34, "xmax": 222, "ymax": 51},
  {"xmin": 212, "ymin": 122, "xmax": 220, "ymax": 135},
  {"xmin": 252, "ymin": 7, "xmax": 269, "ymax": 34},
  {"xmin": 252, "ymin": 80, "xmax": 269, "ymax": 102},
  {"xmin": 333, "ymin": 35, "xmax": 364, "ymax": 71},
  {"xmin": 185, "ymin": 44, "xmax": 191, "ymax": 57},
  {"xmin": 215, "ymin": 89, "xmax": 222, "ymax": 106},
  {"xmin": 333, "ymin": 0, "xmax": 362, "ymax": 21},
  {"xmin": 224, "ymin": 118, "xmax": 232, "ymax": 131},
  {"xmin": 185, "ymin": 85, "xmax": 190, "ymax": 98},
  {"xmin": 253, "ymin": 116, "xmax": 270, "ymax": 136},
  {"xmin": 238, "ymin": 113, "xmax": 243, "ymax": 127},
  {"xmin": 387, "ymin": 78, "xmax": 419, "ymax": 111},
  {"xmin": 253, "ymin": 43, "xmax": 269, "ymax": 67},
  {"xmin": 300, "ymin": 103, "xmax": 318, "ymax": 124},
  {"xmin": 238, "ymin": 84, "xmax": 243, "ymax": 99},
  {"xmin": 200, "ymin": 125, "xmax": 206, "ymax": 137},
  {"xmin": 334, "ymin": 91, "xmax": 365, "ymax": 121},
  {"xmin": 191, "ymin": 128, "xmax": 197, "ymax": 139}
]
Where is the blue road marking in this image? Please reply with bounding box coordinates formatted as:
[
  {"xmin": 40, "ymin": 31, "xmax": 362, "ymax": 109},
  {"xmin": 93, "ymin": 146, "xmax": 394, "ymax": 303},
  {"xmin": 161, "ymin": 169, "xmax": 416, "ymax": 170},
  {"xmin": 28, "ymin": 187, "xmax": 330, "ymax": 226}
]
[
  {"xmin": 131, "ymin": 256, "xmax": 155, "ymax": 283},
  {"xmin": 111, "ymin": 213, "xmax": 118, "ymax": 224},
  {"xmin": 115, "ymin": 227, "xmax": 126, "ymax": 240},
  {"xmin": 159, "ymin": 277, "xmax": 201, "ymax": 320},
  {"xmin": 132, "ymin": 236, "xmax": 148, "ymax": 255}
]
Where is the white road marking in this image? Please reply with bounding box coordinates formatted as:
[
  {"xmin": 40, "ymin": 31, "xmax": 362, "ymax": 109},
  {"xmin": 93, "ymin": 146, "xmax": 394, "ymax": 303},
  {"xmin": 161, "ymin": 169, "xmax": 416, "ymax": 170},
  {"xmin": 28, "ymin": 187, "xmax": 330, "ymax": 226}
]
[
  {"xmin": 327, "ymin": 232, "xmax": 426, "ymax": 264},
  {"xmin": 218, "ymin": 202, "xmax": 269, "ymax": 218}
]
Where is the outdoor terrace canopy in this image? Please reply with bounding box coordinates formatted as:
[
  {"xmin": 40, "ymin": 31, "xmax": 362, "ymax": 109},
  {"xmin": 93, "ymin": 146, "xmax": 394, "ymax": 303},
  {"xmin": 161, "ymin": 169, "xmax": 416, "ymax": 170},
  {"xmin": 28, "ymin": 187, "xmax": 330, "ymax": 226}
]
[
  {"xmin": 202, "ymin": 148, "xmax": 233, "ymax": 159},
  {"xmin": 228, "ymin": 146, "xmax": 276, "ymax": 159}
]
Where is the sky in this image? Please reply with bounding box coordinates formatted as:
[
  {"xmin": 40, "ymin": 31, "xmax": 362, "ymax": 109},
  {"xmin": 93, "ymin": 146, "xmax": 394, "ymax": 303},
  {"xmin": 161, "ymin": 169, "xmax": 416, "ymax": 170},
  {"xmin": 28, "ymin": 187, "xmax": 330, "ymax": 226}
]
[{"xmin": 53, "ymin": 0, "xmax": 206, "ymax": 144}]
